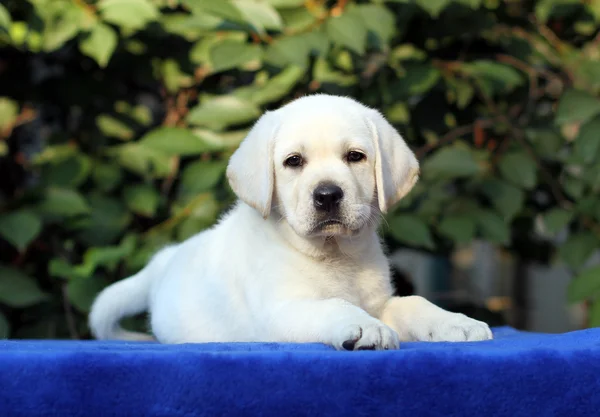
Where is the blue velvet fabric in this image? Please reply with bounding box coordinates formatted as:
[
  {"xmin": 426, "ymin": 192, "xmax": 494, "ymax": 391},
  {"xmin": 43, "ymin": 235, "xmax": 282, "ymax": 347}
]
[{"xmin": 1, "ymin": 327, "xmax": 599, "ymax": 417}]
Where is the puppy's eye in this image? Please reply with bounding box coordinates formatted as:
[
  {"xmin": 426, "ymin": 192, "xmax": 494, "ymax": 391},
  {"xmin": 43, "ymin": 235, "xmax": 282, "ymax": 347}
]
[
  {"xmin": 284, "ymin": 154, "xmax": 304, "ymax": 168},
  {"xmin": 346, "ymin": 151, "xmax": 366, "ymax": 163}
]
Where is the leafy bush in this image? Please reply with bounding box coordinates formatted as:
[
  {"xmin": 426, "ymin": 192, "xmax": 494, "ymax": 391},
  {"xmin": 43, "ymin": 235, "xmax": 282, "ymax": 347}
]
[{"xmin": 1, "ymin": 0, "xmax": 600, "ymax": 338}]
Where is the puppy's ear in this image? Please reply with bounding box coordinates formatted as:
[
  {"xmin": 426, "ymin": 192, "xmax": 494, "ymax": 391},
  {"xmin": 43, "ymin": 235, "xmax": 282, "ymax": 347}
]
[
  {"xmin": 226, "ymin": 111, "xmax": 279, "ymax": 219},
  {"xmin": 366, "ymin": 109, "xmax": 420, "ymax": 213}
]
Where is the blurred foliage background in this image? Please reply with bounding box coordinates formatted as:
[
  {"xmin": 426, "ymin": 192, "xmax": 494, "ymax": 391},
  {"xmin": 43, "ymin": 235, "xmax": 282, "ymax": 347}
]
[{"xmin": 1, "ymin": 0, "xmax": 600, "ymax": 339}]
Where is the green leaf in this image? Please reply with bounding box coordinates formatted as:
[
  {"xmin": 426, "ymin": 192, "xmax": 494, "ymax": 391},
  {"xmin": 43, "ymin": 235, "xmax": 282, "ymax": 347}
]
[
  {"xmin": 121, "ymin": 102, "xmax": 152, "ymax": 126},
  {"xmin": 326, "ymin": 11, "xmax": 367, "ymax": 54},
  {"xmin": 423, "ymin": 146, "xmax": 481, "ymax": 181},
  {"xmin": 456, "ymin": 0, "xmax": 483, "ymax": 7},
  {"xmin": 568, "ymin": 265, "xmax": 600, "ymax": 303},
  {"xmin": 573, "ymin": 59, "xmax": 600, "ymax": 91},
  {"xmin": 50, "ymin": 236, "xmax": 136, "ymax": 280},
  {"xmin": 454, "ymin": 80, "xmax": 475, "ymax": 109},
  {"xmin": 0, "ymin": 97, "xmax": 18, "ymax": 130},
  {"xmin": 416, "ymin": 0, "xmax": 452, "ymax": 17},
  {"xmin": 574, "ymin": 116, "xmax": 600, "ymax": 164},
  {"xmin": 41, "ymin": 3, "xmax": 89, "ymax": 52},
  {"xmin": 525, "ymin": 128, "xmax": 563, "ymax": 158},
  {"xmin": 559, "ymin": 232, "xmax": 598, "ymax": 268},
  {"xmin": 162, "ymin": 12, "xmax": 222, "ymax": 39},
  {"xmin": 357, "ymin": 4, "xmax": 396, "ymax": 45},
  {"xmin": 78, "ymin": 195, "xmax": 132, "ymax": 246},
  {"xmin": 535, "ymin": 0, "xmax": 581, "ymax": 23},
  {"xmin": 0, "ymin": 210, "xmax": 42, "ymax": 252},
  {"xmin": 97, "ymin": 114, "xmax": 135, "ymax": 140},
  {"xmin": 190, "ymin": 33, "xmax": 247, "ymax": 66},
  {"xmin": 84, "ymin": 236, "xmax": 136, "ymax": 270},
  {"xmin": 32, "ymin": 144, "xmax": 79, "ymax": 165},
  {"xmin": 175, "ymin": 193, "xmax": 220, "ymax": 241},
  {"xmin": 563, "ymin": 174, "xmax": 584, "ymax": 199},
  {"xmin": 279, "ymin": 6, "xmax": 317, "ymax": 32},
  {"xmin": 542, "ymin": 208, "xmax": 573, "ymax": 235},
  {"xmin": 475, "ymin": 210, "xmax": 510, "ymax": 245},
  {"xmin": 185, "ymin": 0, "xmax": 243, "ymax": 22},
  {"xmin": 37, "ymin": 188, "xmax": 91, "ymax": 219},
  {"xmin": 394, "ymin": 63, "xmax": 441, "ymax": 96},
  {"xmin": 266, "ymin": 0, "xmax": 305, "ymax": 7},
  {"xmin": 0, "ymin": 266, "xmax": 48, "ymax": 308},
  {"xmin": 584, "ymin": 165, "xmax": 600, "ymax": 190},
  {"xmin": 264, "ymin": 37, "xmax": 309, "ymax": 67},
  {"xmin": 98, "ymin": 0, "xmax": 159, "ymax": 31},
  {"xmin": 576, "ymin": 197, "xmax": 598, "ymax": 217},
  {"xmin": 67, "ymin": 277, "xmax": 106, "ymax": 313},
  {"xmin": 9, "ymin": 21, "xmax": 28, "ymax": 47},
  {"xmin": 415, "ymin": 185, "xmax": 451, "ymax": 218},
  {"xmin": 123, "ymin": 184, "xmax": 160, "ymax": 217},
  {"xmin": 139, "ymin": 127, "xmax": 213, "ymax": 156},
  {"xmin": 390, "ymin": 44, "xmax": 427, "ymax": 63},
  {"xmin": 179, "ymin": 160, "xmax": 228, "ymax": 198},
  {"xmin": 109, "ymin": 143, "xmax": 172, "ymax": 178},
  {"xmin": 49, "ymin": 258, "xmax": 82, "ymax": 280},
  {"xmin": 210, "ymin": 40, "xmax": 262, "ymax": 73},
  {"xmin": 187, "ymin": 96, "xmax": 261, "ymax": 130},
  {"xmin": 313, "ymin": 57, "xmax": 358, "ymax": 86},
  {"xmin": 92, "ymin": 162, "xmax": 123, "ymax": 191},
  {"xmin": 388, "ymin": 215, "xmax": 435, "ymax": 249},
  {"xmin": 233, "ymin": 66, "xmax": 305, "ymax": 105},
  {"xmin": 40, "ymin": 155, "xmax": 92, "ymax": 188},
  {"xmin": 498, "ymin": 151, "xmax": 537, "ymax": 189},
  {"xmin": 0, "ymin": 4, "xmax": 11, "ymax": 32},
  {"xmin": 233, "ymin": 0, "xmax": 283, "ymax": 33},
  {"xmin": 265, "ymin": 31, "xmax": 328, "ymax": 68},
  {"xmin": 127, "ymin": 232, "xmax": 171, "ymax": 271},
  {"xmin": 79, "ymin": 23, "xmax": 118, "ymax": 68},
  {"xmin": 0, "ymin": 311, "xmax": 9, "ymax": 339},
  {"xmin": 590, "ymin": 301, "xmax": 600, "ymax": 328},
  {"xmin": 159, "ymin": 59, "xmax": 194, "ymax": 93},
  {"xmin": 555, "ymin": 89, "xmax": 600, "ymax": 125},
  {"xmin": 385, "ymin": 103, "xmax": 410, "ymax": 124},
  {"xmin": 481, "ymin": 179, "xmax": 524, "ymax": 220},
  {"xmin": 464, "ymin": 61, "xmax": 524, "ymax": 94},
  {"xmin": 438, "ymin": 215, "xmax": 476, "ymax": 245}
]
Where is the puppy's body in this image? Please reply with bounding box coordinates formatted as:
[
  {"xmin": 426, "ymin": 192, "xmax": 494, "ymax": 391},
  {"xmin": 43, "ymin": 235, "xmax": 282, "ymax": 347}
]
[{"xmin": 90, "ymin": 95, "xmax": 492, "ymax": 349}]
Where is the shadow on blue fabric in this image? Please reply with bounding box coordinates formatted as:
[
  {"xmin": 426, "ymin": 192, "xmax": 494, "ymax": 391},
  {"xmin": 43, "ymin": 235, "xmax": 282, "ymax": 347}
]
[{"xmin": 1, "ymin": 327, "xmax": 599, "ymax": 417}]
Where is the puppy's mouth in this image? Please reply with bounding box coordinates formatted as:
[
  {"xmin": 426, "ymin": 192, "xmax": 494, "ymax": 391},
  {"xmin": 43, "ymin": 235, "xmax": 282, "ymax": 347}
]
[
  {"xmin": 311, "ymin": 219, "xmax": 356, "ymax": 237},
  {"xmin": 317, "ymin": 219, "xmax": 343, "ymax": 229}
]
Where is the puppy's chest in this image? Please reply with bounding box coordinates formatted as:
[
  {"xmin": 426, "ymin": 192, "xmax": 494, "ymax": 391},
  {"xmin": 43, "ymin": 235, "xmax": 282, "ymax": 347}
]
[{"xmin": 309, "ymin": 259, "xmax": 379, "ymax": 306}]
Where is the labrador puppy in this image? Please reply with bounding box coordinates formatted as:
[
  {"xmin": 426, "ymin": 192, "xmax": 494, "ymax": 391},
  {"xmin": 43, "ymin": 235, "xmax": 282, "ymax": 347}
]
[{"xmin": 89, "ymin": 94, "xmax": 492, "ymax": 350}]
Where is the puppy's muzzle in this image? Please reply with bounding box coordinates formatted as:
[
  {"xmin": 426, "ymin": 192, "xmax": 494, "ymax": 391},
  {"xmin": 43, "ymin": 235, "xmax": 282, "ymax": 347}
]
[{"xmin": 313, "ymin": 183, "xmax": 344, "ymax": 213}]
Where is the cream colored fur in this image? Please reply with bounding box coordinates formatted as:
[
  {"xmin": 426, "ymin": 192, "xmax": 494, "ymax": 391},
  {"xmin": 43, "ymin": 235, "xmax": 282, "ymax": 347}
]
[{"xmin": 89, "ymin": 94, "xmax": 492, "ymax": 349}]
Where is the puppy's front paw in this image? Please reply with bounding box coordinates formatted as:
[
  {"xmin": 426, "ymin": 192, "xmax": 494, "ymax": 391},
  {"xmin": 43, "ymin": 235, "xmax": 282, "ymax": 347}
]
[
  {"xmin": 334, "ymin": 320, "xmax": 399, "ymax": 351},
  {"xmin": 417, "ymin": 312, "xmax": 493, "ymax": 342}
]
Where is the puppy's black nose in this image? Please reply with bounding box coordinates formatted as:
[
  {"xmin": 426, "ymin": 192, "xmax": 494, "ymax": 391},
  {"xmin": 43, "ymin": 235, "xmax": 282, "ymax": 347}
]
[{"xmin": 313, "ymin": 184, "xmax": 344, "ymax": 212}]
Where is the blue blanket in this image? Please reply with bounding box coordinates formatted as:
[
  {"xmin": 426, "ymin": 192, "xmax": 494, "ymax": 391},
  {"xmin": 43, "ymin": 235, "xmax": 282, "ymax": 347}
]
[{"xmin": 1, "ymin": 327, "xmax": 599, "ymax": 417}]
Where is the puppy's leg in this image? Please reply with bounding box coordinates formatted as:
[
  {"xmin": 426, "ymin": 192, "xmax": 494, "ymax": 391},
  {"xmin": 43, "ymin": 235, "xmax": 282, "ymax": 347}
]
[
  {"xmin": 379, "ymin": 296, "xmax": 493, "ymax": 342},
  {"xmin": 267, "ymin": 298, "xmax": 399, "ymax": 350}
]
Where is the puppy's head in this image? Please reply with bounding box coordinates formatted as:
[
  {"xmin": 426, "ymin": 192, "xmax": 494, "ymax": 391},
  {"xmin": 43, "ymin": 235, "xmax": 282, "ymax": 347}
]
[{"xmin": 226, "ymin": 95, "xmax": 419, "ymax": 238}]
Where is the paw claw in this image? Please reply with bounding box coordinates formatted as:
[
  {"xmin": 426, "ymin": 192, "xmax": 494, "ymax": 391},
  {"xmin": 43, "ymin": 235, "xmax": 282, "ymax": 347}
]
[
  {"xmin": 342, "ymin": 340, "xmax": 357, "ymax": 351},
  {"xmin": 357, "ymin": 345, "xmax": 376, "ymax": 351},
  {"xmin": 335, "ymin": 320, "xmax": 399, "ymax": 351},
  {"xmin": 416, "ymin": 313, "xmax": 493, "ymax": 342}
]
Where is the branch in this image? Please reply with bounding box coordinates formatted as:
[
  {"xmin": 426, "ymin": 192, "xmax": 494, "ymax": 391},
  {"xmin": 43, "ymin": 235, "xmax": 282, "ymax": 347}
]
[
  {"xmin": 330, "ymin": 0, "xmax": 348, "ymax": 17},
  {"xmin": 415, "ymin": 119, "xmax": 493, "ymax": 158}
]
